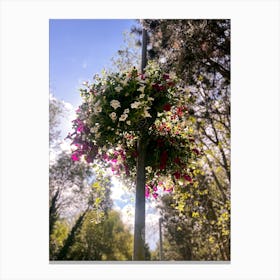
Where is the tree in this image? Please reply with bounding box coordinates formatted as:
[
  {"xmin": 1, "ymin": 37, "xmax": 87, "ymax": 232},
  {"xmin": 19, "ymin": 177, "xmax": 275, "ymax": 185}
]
[
  {"xmin": 49, "ymin": 94, "xmax": 94, "ymax": 258},
  {"xmin": 137, "ymin": 19, "xmax": 231, "ymax": 260},
  {"xmin": 50, "ymin": 165, "xmax": 113, "ymax": 260},
  {"xmin": 110, "ymin": 30, "xmax": 141, "ymax": 73},
  {"xmin": 49, "ymin": 94, "xmax": 114, "ymax": 260},
  {"xmin": 140, "ymin": 19, "xmax": 230, "ymax": 85},
  {"xmin": 49, "ymin": 95, "xmax": 64, "ymax": 147},
  {"xmin": 67, "ymin": 210, "xmax": 133, "ymax": 260},
  {"xmin": 156, "ymin": 192, "xmax": 229, "ymax": 261},
  {"xmin": 49, "ymin": 151, "xmax": 92, "ymax": 231}
]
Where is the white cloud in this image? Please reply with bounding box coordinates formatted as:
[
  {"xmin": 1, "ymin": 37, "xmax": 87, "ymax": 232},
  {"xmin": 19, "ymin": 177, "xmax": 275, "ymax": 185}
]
[
  {"xmin": 146, "ymin": 212, "xmax": 160, "ymax": 250},
  {"xmin": 113, "ymin": 189, "xmax": 161, "ymax": 251},
  {"xmin": 59, "ymin": 139, "xmax": 71, "ymax": 153},
  {"xmin": 110, "ymin": 176, "xmax": 127, "ymax": 202},
  {"xmin": 62, "ymin": 100, "xmax": 74, "ymax": 111},
  {"xmin": 120, "ymin": 204, "xmax": 135, "ymax": 230}
]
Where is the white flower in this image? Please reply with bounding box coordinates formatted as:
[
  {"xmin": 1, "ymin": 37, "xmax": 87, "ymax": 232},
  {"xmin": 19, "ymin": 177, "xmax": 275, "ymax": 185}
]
[
  {"xmin": 119, "ymin": 114, "xmax": 128, "ymax": 121},
  {"xmin": 131, "ymin": 101, "xmax": 141, "ymax": 109},
  {"xmin": 126, "ymin": 120, "xmax": 131, "ymax": 125},
  {"xmin": 94, "ymin": 106, "xmax": 102, "ymax": 114},
  {"xmin": 139, "ymin": 94, "xmax": 145, "ymax": 99},
  {"xmin": 143, "ymin": 109, "xmax": 152, "ymax": 118},
  {"xmin": 122, "ymin": 77, "xmax": 129, "ymax": 86},
  {"xmin": 90, "ymin": 127, "xmax": 98, "ymax": 134},
  {"xmin": 110, "ymin": 100, "xmax": 121, "ymax": 110},
  {"xmin": 109, "ymin": 112, "xmax": 117, "ymax": 121},
  {"xmin": 148, "ymin": 97, "xmax": 154, "ymax": 101},
  {"xmin": 124, "ymin": 108, "xmax": 130, "ymax": 114},
  {"xmin": 115, "ymin": 86, "xmax": 123, "ymax": 93},
  {"xmin": 169, "ymin": 72, "xmax": 177, "ymax": 80},
  {"xmin": 146, "ymin": 166, "xmax": 152, "ymax": 173},
  {"xmin": 138, "ymin": 86, "xmax": 145, "ymax": 94}
]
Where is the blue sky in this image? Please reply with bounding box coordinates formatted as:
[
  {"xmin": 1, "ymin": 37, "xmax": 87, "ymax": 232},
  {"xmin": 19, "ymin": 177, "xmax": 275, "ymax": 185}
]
[{"xmin": 50, "ymin": 19, "xmax": 138, "ymax": 108}]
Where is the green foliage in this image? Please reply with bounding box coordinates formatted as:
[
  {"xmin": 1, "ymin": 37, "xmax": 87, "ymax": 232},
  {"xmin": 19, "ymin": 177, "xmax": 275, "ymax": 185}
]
[
  {"xmin": 49, "ymin": 220, "xmax": 69, "ymax": 259},
  {"xmin": 68, "ymin": 210, "xmax": 133, "ymax": 260},
  {"xmin": 139, "ymin": 19, "xmax": 231, "ymax": 260},
  {"xmin": 49, "ymin": 151, "xmax": 93, "ymax": 221}
]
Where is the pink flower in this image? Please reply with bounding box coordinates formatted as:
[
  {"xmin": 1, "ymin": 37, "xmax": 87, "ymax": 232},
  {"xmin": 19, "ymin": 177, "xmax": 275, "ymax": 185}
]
[
  {"xmin": 77, "ymin": 124, "xmax": 84, "ymax": 133},
  {"xmin": 102, "ymin": 154, "xmax": 109, "ymax": 160},
  {"xmin": 71, "ymin": 153, "xmax": 80, "ymax": 161},
  {"xmin": 183, "ymin": 174, "xmax": 192, "ymax": 183},
  {"xmin": 164, "ymin": 187, "xmax": 173, "ymax": 193},
  {"xmin": 153, "ymin": 193, "xmax": 158, "ymax": 199},
  {"xmin": 145, "ymin": 186, "xmax": 150, "ymax": 198}
]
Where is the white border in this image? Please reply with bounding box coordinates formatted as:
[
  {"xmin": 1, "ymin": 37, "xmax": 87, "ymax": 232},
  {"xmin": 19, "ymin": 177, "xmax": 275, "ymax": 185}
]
[{"xmin": 1, "ymin": 0, "xmax": 279, "ymax": 280}]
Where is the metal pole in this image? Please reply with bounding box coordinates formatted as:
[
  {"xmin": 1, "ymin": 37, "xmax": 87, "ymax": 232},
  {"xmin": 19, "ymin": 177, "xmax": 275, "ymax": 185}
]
[
  {"xmin": 159, "ymin": 217, "xmax": 163, "ymax": 260},
  {"xmin": 141, "ymin": 28, "xmax": 148, "ymax": 72},
  {"xmin": 133, "ymin": 27, "xmax": 148, "ymax": 261}
]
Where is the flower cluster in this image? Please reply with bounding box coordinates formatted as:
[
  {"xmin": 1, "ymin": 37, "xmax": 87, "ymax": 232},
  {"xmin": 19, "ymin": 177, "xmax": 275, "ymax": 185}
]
[{"xmin": 69, "ymin": 63, "xmax": 201, "ymax": 199}]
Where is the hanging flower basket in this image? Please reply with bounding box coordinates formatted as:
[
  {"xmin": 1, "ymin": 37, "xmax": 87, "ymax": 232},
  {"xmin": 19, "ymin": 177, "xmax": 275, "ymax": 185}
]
[{"xmin": 69, "ymin": 63, "xmax": 201, "ymax": 198}]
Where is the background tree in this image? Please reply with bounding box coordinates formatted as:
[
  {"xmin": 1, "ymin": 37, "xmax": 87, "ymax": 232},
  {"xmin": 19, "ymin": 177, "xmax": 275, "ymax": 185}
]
[
  {"xmin": 49, "ymin": 95, "xmax": 64, "ymax": 148},
  {"xmin": 49, "ymin": 94, "xmax": 114, "ymax": 260},
  {"xmin": 110, "ymin": 30, "xmax": 141, "ymax": 73},
  {"xmin": 133, "ymin": 19, "xmax": 231, "ymax": 260},
  {"xmin": 67, "ymin": 210, "xmax": 133, "ymax": 260},
  {"xmin": 50, "ymin": 166, "xmax": 113, "ymax": 260}
]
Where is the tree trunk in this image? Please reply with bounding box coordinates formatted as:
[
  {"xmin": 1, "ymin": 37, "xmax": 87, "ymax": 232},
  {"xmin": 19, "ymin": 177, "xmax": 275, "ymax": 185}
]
[{"xmin": 133, "ymin": 137, "xmax": 147, "ymax": 260}]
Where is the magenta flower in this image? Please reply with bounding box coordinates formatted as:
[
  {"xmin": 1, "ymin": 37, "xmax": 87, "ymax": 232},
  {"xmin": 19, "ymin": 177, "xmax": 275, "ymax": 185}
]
[
  {"xmin": 173, "ymin": 171, "xmax": 181, "ymax": 180},
  {"xmin": 183, "ymin": 174, "xmax": 192, "ymax": 182},
  {"xmin": 71, "ymin": 153, "xmax": 80, "ymax": 161},
  {"xmin": 145, "ymin": 185, "xmax": 150, "ymax": 198},
  {"xmin": 163, "ymin": 74, "xmax": 170, "ymax": 80},
  {"xmin": 164, "ymin": 187, "xmax": 173, "ymax": 193}
]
